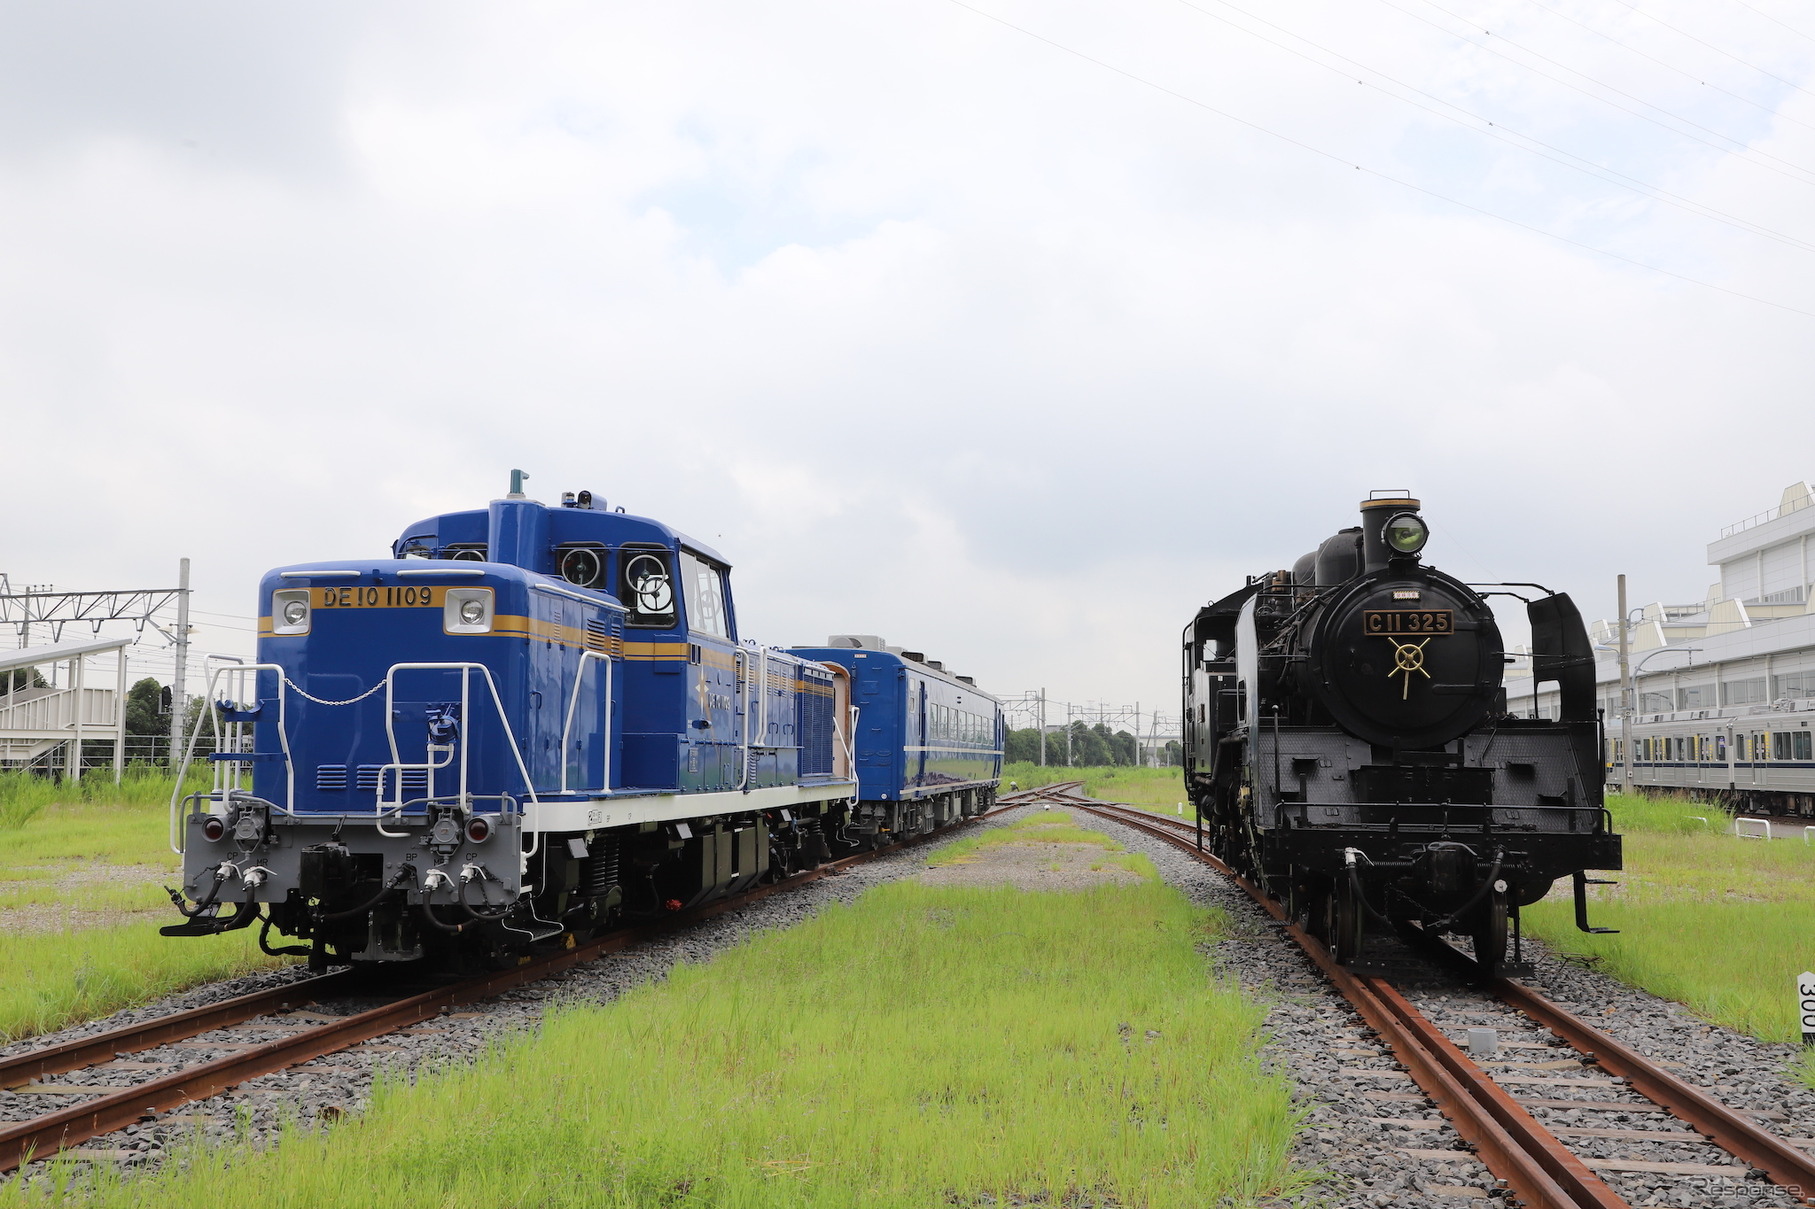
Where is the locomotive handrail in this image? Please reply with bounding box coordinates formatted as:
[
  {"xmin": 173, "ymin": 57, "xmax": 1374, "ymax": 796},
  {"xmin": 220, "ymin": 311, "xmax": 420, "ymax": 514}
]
[
  {"xmin": 380, "ymin": 663, "xmax": 540, "ymax": 846},
  {"xmin": 558, "ymin": 650, "xmax": 615, "ymax": 794},
  {"xmin": 168, "ymin": 660, "xmax": 296, "ymax": 856}
]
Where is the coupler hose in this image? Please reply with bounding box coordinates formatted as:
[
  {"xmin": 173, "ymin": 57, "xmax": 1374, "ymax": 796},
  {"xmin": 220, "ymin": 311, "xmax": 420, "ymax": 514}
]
[
  {"xmin": 316, "ymin": 865, "xmax": 414, "ymax": 922},
  {"xmin": 419, "ymin": 869, "xmax": 474, "ymax": 933},
  {"xmin": 165, "ymin": 864, "xmax": 231, "ymax": 919},
  {"xmin": 258, "ymin": 909, "xmax": 314, "ymax": 957},
  {"xmin": 1428, "ymin": 849, "xmax": 1507, "ymax": 934},
  {"xmin": 459, "ymin": 868, "xmax": 512, "ymax": 922}
]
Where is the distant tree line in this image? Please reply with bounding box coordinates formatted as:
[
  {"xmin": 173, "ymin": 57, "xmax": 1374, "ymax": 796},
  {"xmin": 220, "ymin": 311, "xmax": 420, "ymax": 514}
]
[{"xmin": 1004, "ymin": 721, "xmax": 1182, "ymax": 767}]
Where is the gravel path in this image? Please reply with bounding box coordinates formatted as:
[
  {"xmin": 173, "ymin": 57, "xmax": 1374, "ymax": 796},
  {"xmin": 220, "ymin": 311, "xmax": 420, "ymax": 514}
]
[
  {"xmin": 1, "ymin": 808, "xmax": 1038, "ymax": 1192},
  {"xmin": 1079, "ymin": 808, "xmax": 1815, "ymax": 1209}
]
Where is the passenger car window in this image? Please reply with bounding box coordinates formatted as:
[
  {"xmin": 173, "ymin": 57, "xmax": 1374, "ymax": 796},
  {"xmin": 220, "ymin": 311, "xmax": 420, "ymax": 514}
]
[
  {"xmin": 618, "ymin": 549, "xmax": 677, "ymax": 629},
  {"xmin": 679, "ymin": 550, "xmax": 729, "ymax": 640}
]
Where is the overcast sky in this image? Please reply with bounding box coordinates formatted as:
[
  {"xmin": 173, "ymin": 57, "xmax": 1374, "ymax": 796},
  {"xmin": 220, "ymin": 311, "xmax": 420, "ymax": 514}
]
[{"xmin": 3, "ymin": 0, "xmax": 1812, "ymax": 726}]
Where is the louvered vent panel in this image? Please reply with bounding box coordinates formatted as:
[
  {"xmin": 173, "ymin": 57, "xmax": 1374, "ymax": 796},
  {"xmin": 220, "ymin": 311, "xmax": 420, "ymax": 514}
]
[
  {"xmin": 355, "ymin": 765, "xmax": 383, "ymax": 792},
  {"xmin": 315, "ymin": 764, "xmax": 348, "ymax": 791}
]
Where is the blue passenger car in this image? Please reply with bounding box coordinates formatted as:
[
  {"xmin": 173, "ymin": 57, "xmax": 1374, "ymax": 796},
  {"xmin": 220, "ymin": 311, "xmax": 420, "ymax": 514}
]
[{"xmin": 789, "ymin": 637, "xmax": 1004, "ymax": 843}]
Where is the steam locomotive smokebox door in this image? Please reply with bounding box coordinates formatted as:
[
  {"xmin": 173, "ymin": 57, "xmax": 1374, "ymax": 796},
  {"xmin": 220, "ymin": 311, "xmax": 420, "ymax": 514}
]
[{"xmin": 1307, "ymin": 572, "xmax": 1504, "ymax": 750}]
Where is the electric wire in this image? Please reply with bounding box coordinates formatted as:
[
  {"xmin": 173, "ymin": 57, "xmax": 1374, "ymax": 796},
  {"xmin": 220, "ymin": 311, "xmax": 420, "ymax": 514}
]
[
  {"xmin": 1381, "ymin": 0, "xmax": 1815, "ymax": 187},
  {"xmin": 1516, "ymin": 0, "xmax": 1815, "ymax": 133},
  {"xmin": 1730, "ymin": 0, "xmax": 1815, "ymax": 46},
  {"xmin": 1174, "ymin": 0, "xmax": 1815, "ymax": 255},
  {"xmin": 940, "ymin": 0, "xmax": 1815, "ymax": 320},
  {"xmin": 1603, "ymin": 0, "xmax": 1815, "ymax": 98}
]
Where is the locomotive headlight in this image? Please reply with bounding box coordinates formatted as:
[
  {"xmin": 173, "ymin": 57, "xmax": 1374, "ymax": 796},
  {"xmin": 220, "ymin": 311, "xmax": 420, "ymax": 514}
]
[
  {"xmin": 272, "ymin": 589, "xmax": 311, "ymax": 635},
  {"xmin": 443, "ymin": 587, "xmax": 495, "ymax": 635},
  {"xmin": 1383, "ymin": 513, "xmax": 1429, "ymax": 556}
]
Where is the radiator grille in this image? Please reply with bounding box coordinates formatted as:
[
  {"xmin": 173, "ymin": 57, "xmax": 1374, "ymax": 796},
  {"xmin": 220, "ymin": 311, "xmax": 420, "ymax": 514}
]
[
  {"xmin": 314, "ymin": 764, "xmax": 348, "ymax": 791},
  {"xmin": 354, "ymin": 765, "xmax": 431, "ymax": 796}
]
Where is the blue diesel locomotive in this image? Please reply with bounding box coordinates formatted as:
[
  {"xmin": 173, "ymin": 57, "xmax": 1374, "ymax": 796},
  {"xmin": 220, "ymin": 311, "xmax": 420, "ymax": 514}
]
[{"xmin": 165, "ymin": 481, "xmax": 1003, "ymax": 964}]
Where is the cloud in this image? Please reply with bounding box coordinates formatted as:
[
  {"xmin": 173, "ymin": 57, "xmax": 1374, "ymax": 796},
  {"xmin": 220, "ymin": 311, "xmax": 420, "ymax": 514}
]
[{"xmin": 1, "ymin": 0, "xmax": 1811, "ymax": 722}]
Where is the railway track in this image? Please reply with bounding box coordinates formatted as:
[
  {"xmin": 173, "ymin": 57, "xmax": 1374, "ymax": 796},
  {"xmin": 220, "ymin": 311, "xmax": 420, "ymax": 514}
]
[
  {"xmin": 1017, "ymin": 784, "xmax": 1815, "ymax": 1209},
  {"xmin": 0, "ymin": 801, "xmax": 1019, "ymax": 1173}
]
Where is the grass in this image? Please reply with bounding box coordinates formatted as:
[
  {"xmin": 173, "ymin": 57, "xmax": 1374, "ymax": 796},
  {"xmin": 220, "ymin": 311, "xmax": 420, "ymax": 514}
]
[
  {"xmin": 1522, "ymin": 791, "xmax": 1815, "ymax": 1055},
  {"xmin": 926, "ymin": 809, "xmax": 1126, "ymax": 867},
  {"xmin": 1003, "ymin": 763, "xmax": 1189, "ymax": 815},
  {"xmin": 0, "ymin": 925, "xmax": 287, "ymax": 1044},
  {"xmin": 35, "ymin": 877, "xmax": 1302, "ymax": 1208},
  {"xmin": 0, "ymin": 766, "xmax": 292, "ymax": 1042}
]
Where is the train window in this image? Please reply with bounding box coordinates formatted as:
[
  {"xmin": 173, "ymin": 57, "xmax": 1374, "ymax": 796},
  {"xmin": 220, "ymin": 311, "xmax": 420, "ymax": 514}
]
[
  {"xmin": 679, "ymin": 551, "xmax": 729, "ymax": 640},
  {"xmin": 618, "ymin": 549, "xmax": 677, "ymax": 629},
  {"xmin": 1798, "ymin": 732, "xmax": 1813, "ymax": 761},
  {"xmin": 1716, "ymin": 735, "xmax": 1727, "ymax": 760}
]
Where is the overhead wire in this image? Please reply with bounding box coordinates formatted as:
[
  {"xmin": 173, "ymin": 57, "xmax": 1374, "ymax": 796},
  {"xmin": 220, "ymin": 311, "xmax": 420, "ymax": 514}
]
[
  {"xmin": 1729, "ymin": 0, "xmax": 1815, "ymax": 46},
  {"xmin": 939, "ymin": 0, "xmax": 1815, "ymax": 320},
  {"xmin": 1173, "ymin": 0, "xmax": 1815, "ymax": 255},
  {"xmin": 1601, "ymin": 0, "xmax": 1815, "ymax": 98},
  {"xmin": 1515, "ymin": 0, "xmax": 1815, "ymax": 134},
  {"xmin": 1378, "ymin": 0, "xmax": 1815, "ymax": 187}
]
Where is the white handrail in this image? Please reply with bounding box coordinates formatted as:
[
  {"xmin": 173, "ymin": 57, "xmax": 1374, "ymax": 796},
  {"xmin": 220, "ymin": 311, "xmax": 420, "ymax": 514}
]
[
  {"xmin": 734, "ymin": 648, "xmax": 750, "ymax": 791},
  {"xmin": 381, "ymin": 663, "xmax": 541, "ymax": 839},
  {"xmin": 1734, "ymin": 816, "xmax": 1772, "ymax": 839},
  {"xmin": 167, "ymin": 660, "xmax": 295, "ymax": 855},
  {"xmin": 559, "ymin": 650, "xmax": 614, "ymax": 793}
]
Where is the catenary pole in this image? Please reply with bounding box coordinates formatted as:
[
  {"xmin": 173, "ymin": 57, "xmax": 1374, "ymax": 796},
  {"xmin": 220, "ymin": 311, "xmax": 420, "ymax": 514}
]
[
  {"xmin": 168, "ymin": 558, "xmax": 191, "ymax": 767},
  {"xmin": 1617, "ymin": 573, "xmax": 1632, "ymax": 793}
]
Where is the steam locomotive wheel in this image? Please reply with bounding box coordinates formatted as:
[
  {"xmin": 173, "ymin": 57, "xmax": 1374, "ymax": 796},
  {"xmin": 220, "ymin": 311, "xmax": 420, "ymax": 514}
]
[
  {"xmin": 1332, "ymin": 877, "xmax": 1365, "ymax": 965},
  {"xmin": 1308, "ymin": 879, "xmax": 1365, "ymax": 965},
  {"xmin": 1470, "ymin": 887, "xmax": 1509, "ymax": 978}
]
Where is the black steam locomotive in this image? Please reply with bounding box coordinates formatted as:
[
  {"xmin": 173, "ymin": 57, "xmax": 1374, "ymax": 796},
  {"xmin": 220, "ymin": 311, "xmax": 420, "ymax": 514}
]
[{"xmin": 1182, "ymin": 492, "xmax": 1621, "ymax": 976}]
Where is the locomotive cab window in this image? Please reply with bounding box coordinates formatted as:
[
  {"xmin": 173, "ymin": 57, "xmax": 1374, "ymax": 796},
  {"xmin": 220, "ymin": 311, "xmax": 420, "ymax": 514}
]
[
  {"xmin": 618, "ymin": 548, "xmax": 677, "ymax": 629},
  {"xmin": 680, "ymin": 550, "xmax": 730, "ymax": 640}
]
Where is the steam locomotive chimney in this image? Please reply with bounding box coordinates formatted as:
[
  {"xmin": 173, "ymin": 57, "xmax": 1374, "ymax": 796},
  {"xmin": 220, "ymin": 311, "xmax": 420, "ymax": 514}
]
[{"xmin": 1360, "ymin": 491, "xmax": 1421, "ymax": 574}]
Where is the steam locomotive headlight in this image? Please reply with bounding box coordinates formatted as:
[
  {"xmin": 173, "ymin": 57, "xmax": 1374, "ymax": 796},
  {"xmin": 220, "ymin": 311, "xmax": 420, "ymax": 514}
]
[
  {"xmin": 272, "ymin": 589, "xmax": 311, "ymax": 635},
  {"xmin": 1384, "ymin": 513, "xmax": 1429, "ymax": 556}
]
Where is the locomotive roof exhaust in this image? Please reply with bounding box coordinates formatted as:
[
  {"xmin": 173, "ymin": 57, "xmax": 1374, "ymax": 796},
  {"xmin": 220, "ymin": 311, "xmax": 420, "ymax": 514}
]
[{"xmin": 1360, "ymin": 490, "xmax": 1427, "ymax": 574}]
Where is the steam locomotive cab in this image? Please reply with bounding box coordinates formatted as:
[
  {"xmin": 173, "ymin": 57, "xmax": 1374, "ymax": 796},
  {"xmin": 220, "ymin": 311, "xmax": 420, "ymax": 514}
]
[{"xmin": 1184, "ymin": 493, "xmax": 1622, "ymax": 975}]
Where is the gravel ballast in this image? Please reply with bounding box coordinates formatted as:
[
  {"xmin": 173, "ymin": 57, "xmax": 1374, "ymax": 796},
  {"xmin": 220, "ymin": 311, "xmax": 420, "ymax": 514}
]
[
  {"xmin": 2, "ymin": 809, "xmax": 1040, "ymax": 1188},
  {"xmin": 1078, "ymin": 808, "xmax": 1815, "ymax": 1209}
]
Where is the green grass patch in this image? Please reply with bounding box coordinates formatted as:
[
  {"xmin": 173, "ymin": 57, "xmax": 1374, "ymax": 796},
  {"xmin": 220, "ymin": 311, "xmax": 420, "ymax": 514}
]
[
  {"xmin": 0, "ymin": 767, "xmax": 292, "ymax": 1042},
  {"xmin": 0, "ymin": 924, "xmax": 287, "ymax": 1044},
  {"xmin": 1524, "ymin": 792, "xmax": 1815, "ymax": 1050},
  {"xmin": 1001, "ymin": 764, "xmax": 1189, "ymax": 815},
  {"xmin": 42, "ymin": 879, "xmax": 1302, "ymax": 1208},
  {"xmin": 926, "ymin": 810, "xmax": 1125, "ymax": 868}
]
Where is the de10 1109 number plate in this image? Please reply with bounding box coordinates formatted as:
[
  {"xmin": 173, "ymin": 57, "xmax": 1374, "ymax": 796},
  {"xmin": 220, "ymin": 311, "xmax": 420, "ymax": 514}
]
[{"xmin": 1363, "ymin": 609, "xmax": 1453, "ymax": 636}]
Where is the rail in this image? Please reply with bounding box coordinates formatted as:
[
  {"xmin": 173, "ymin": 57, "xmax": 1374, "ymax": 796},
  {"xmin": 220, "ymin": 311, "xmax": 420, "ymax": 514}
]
[
  {"xmin": 1048, "ymin": 792, "xmax": 1815, "ymax": 1209},
  {"xmin": 1, "ymin": 795, "xmax": 1021, "ymax": 1172}
]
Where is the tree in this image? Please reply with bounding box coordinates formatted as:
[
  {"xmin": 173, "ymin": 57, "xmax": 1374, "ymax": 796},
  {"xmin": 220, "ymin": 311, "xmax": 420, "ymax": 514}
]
[
  {"xmin": 124, "ymin": 677, "xmax": 167, "ymax": 739},
  {"xmin": 1004, "ymin": 728, "xmax": 1043, "ymax": 764}
]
